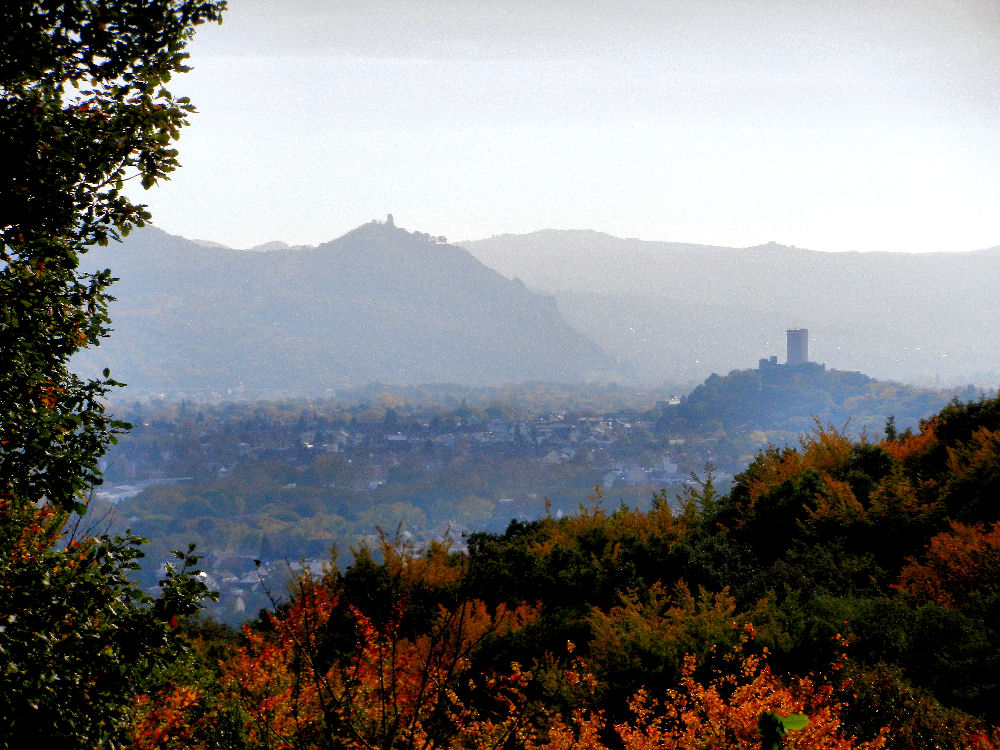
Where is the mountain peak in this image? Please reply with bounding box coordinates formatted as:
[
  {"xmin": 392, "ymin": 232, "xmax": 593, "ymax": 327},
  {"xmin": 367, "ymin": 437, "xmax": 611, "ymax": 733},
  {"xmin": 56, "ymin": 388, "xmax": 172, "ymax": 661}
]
[
  {"xmin": 247, "ymin": 240, "xmax": 291, "ymax": 252},
  {"xmin": 336, "ymin": 217, "xmax": 450, "ymax": 251},
  {"xmin": 76, "ymin": 225, "xmax": 616, "ymax": 395}
]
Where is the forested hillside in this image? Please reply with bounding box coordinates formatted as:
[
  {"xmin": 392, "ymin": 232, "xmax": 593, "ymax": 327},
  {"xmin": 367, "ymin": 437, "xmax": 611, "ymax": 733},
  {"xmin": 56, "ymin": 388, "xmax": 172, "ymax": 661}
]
[
  {"xmin": 74, "ymin": 223, "xmax": 616, "ymax": 395},
  {"xmin": 661, "ymin": 362, "xmax": 972, "ymax": 437},
  {"xmin": 132, "ymin": 393, "xmax": 1000, "ymax": 749}
]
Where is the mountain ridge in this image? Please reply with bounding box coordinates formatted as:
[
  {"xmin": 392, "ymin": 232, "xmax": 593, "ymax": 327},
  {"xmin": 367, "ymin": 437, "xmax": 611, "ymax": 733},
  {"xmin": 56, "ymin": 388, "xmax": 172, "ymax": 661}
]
[
  {"xmin": 459, "ymin": 230, "xmax": 1000, "ymax": 387},
  {"xmin": 75, "ymin": 222, "xmax": 619, "ymax": 396},
  {"xmin": 75, "ymin": 223, "xmax": 999, "ymax": 394}
]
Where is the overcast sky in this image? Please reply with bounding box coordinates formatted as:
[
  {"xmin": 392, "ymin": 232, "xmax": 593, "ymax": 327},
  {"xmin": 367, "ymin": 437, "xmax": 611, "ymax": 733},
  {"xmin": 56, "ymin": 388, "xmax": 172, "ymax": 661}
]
[{"xmin": 137, "ymin": 0, "xmax": 1000, "ymax": 252}]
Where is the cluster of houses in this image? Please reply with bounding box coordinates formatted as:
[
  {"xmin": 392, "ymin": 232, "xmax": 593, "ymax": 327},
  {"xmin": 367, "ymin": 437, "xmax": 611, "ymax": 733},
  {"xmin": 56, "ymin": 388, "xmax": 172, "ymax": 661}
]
[{"xmin": 300, "ymin": 411, "xmax": 728, "ymax": 490}]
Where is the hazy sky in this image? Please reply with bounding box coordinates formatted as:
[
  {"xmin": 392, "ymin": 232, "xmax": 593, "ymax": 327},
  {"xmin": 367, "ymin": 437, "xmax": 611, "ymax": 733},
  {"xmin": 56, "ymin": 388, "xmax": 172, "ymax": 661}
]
[{"xmin": 137, "ymin": 0, "xmax": 1000, "ymax": 252}]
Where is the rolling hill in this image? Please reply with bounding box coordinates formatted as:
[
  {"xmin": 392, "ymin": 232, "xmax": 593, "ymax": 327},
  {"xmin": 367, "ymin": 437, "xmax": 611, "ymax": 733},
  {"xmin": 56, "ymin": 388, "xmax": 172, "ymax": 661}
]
[{"xmin": 75, "ymin": 220, "xmax": 618, "ymax": 396}]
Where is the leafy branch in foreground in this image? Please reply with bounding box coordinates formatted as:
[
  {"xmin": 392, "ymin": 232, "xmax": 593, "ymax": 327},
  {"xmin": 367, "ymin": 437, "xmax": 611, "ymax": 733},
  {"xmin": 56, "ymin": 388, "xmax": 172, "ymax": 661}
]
[{"xmin": 1, "ymin": 1, "xmax": 224, "ymax": 746}]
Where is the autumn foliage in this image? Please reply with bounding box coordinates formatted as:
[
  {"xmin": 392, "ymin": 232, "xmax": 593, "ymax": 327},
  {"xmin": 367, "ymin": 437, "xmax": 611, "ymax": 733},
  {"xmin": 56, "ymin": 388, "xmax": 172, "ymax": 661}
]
[
  {"xmin": 611, "ymin": 631, "xmax": 886, "ymax": 750},
  {"xmin": 134, "ymin": 558, "xmax": 888, "ymax": 750},
  {"xmin": 896, "ymin": 521, "xmax": 1000, "ymax": 610},
  {"xmin": 127, "ymin": 395, "xmax": 1000, "ymax": 749},
  {"xmin": 224, "ymin": 571, "xmax": 542, "ymax": 750}
]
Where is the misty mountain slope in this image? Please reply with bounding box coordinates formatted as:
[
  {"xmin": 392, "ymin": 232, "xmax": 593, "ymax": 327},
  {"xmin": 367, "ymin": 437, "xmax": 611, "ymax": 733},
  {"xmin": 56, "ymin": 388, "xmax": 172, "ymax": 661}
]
[
  {"xmin": 75, "ymin": 222, "xmax": 618, "ymax": 395},
  {"xmin": 460, "ymin": 231, "xmax": 1000, "ymax": 386}
]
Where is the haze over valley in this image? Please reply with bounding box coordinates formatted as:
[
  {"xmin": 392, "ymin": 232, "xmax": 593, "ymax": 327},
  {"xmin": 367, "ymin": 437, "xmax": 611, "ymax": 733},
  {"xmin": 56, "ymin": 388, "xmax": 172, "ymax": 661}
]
[
  {"xmin": 462, "ymin": 230, "xmax": 1000, "ymax": 386},
  {"xmin": 78, "ymin": 219, "xmax": 999, "ymax": 398}
]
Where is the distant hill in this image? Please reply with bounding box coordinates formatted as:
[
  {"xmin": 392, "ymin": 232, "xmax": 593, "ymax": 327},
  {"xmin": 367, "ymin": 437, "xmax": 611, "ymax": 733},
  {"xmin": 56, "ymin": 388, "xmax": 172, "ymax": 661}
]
[
  {"xmin": 656, "ymin": 361, "xmax": 974, "ymax": 438},
  {"xmin": 460, "ymin": 230, "xmax": 1000, "ymax": 387},
  {"xmin": 75, "ymin": 221, "xmax": 618, "ymax": 396}
]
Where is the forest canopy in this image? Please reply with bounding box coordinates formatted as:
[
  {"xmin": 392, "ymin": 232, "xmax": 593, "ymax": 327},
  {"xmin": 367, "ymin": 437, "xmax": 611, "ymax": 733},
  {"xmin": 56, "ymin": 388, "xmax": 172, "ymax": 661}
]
[{"xmin": 132, "ymin": 393, "xmax": 1000, "ymax": 749}]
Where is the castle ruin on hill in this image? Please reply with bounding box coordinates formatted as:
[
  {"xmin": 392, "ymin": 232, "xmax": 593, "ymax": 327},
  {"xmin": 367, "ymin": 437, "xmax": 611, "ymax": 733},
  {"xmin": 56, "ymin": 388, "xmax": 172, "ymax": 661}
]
[{"xmin": 759, "ymin": 328, "xmax": 816, "ymax": 370}]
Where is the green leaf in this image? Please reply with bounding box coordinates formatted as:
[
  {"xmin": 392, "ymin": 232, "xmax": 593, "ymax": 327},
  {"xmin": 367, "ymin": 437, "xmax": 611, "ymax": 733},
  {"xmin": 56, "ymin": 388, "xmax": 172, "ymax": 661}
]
[{"xmin": 780, "ymin": 714, "xmax": 809, "ymax": 731}]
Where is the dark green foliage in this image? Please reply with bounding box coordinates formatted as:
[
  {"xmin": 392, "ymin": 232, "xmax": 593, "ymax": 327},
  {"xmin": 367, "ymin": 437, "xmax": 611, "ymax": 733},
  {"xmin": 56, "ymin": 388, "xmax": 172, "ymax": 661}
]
[
  {"xmin": 1, "ymin": 1, "xmax": 224, "ymax": 746},
  {"xmin": 899, "ymin": 396, "xmax": 1000, "ymax": 524},
  {"xmin": 839, "ymin": 663, "xmax": 992, "ymax": 750},
  {"xmin": 0, "ymin": 530, "xmax": 215, "ymax": 747},
  {"xmin": 927, "ymin": 397, "xmax": 1000, "ymax": 469},
  {"xmin": 459, "ymin": 396, "xmax": 1000, "ymax": 738},
  {"xmin": 2, "ymin": 0, "xmax": 219, "ymax": 513},
  {"xmin": 844, "ymin": 597, "xmax": 1000, "ymax": 722}
]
